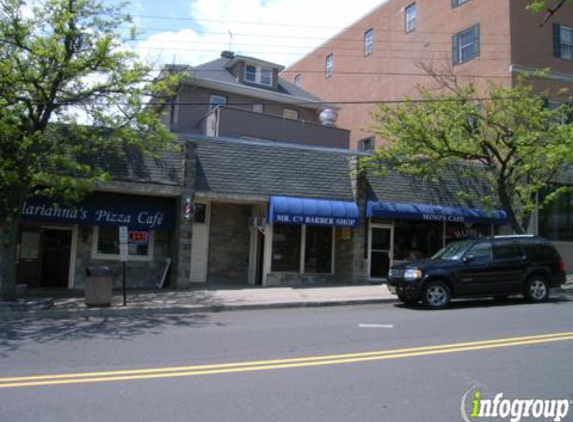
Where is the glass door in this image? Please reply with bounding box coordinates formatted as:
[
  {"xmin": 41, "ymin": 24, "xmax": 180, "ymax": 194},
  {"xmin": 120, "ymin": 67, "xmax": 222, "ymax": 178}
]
[{"xmin": 369, "ymin": 225, "xmax": 393, "ymax": 280}]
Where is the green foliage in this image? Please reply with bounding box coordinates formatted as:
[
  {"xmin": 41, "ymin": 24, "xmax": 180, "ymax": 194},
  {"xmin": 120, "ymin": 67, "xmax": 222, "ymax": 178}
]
[
  {"xmin": 364, "ymin": 80, "xmax": 573, "ymax": 234},
  {"xmin": 527, "ymin": 0, "xmax": 572, "ymax": 13},
  {"xmin": 0, "ymin": 0, "xmax": 182, "ymax": 214},
  {"xmin": 0, "ymin": 0, "xmax": 182, "ymax": 299}
]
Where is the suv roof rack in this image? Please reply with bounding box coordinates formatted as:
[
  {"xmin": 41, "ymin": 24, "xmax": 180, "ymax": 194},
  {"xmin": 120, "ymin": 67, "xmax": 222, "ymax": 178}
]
[{"xmin": 493, "ymin": 235, "xmax": 537, "ymax": 239}]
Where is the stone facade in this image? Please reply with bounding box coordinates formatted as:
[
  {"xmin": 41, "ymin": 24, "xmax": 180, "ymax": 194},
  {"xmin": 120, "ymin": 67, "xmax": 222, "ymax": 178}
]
[
  {"xmin": 173, "ymin": 143, "xmax": 197, "ymax": 289},
  {"xmin": 73, "ymin": 227, "xmax": 173, "ymax": 289},
  {"xmin": 207, "ymin": 203, "xmax": 251, "ymax": 284}
]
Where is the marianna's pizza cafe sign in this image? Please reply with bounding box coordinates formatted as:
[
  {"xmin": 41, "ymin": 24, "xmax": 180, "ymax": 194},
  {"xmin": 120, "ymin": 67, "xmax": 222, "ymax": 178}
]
[{"xmin": 20, "ymin": 192, "xmax": 175, "ymax": 231}]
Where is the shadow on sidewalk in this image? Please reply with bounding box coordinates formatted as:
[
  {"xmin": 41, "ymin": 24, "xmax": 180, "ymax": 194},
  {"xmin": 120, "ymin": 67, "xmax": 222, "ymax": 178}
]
[{"xmin": 0, "ymin": 313, "xmax": 220, "ymax": 357}]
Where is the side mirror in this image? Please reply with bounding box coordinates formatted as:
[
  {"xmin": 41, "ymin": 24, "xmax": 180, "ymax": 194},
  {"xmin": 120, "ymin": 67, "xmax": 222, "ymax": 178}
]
[{"xmin": 463, "ymin": 255, "xmax": 475, "ymax": 264}]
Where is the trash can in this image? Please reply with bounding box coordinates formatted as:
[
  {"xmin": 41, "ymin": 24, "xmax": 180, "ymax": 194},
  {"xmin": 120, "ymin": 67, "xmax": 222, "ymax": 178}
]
[{"xmin": 85, "ymin": 266, "xmax": 113, "ymax": 307}]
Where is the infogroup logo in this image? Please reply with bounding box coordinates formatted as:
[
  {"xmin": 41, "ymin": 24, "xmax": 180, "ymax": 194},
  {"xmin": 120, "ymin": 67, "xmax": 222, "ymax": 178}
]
[{"xmin": 461, "ymin": 388, "xmax": 571, "ymax": 422}]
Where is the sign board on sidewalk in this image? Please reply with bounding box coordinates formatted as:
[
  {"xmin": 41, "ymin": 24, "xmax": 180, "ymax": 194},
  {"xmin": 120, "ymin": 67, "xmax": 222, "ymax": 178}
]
[
  {"xmin": 119, "ymin": 226, "xmax": 128, "ymax": 244},
  {"xmin": 119, "ymin": 244, "xmax": 129, "ymax": 262}
]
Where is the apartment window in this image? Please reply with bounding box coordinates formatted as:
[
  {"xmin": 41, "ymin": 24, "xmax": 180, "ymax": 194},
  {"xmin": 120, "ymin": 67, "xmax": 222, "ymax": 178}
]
[
  {"xmin": 294, "ymin": 73, "xmax": 302, "ymax": 87},
  {"xmin": 546, "ymin": 100, "xmax": 572, "ymax": 125},
  {"xmin": 325, "ymin": 54, "xmax": 334, "ymax": 78},
  {"xmin": 358, "ymin": 136, "xmax": 375, "ymax": 151},
  {"xmin": 283, "ymin": 109, "xmax": 299, "ymax": 120},
  {"xmin": 453, "ymin": 24, "xmax": 480, "ymax": 65},
  {"xmin": 364, "ymin": 28, "xmax": 375, "ymax": 56},
  {"xmin": 451, "ymin": 0, "xmax": 471, "ymax": 7},
  {"xmin": 405, "ymin": 3, "xmax": 417, "ymax": 33},
  {"xmin": 92, "ymin": 227, "xmax": 154, "ymax": 261},
  {"xmin": 244, "ymin": 64, "xmax": 273, "ymax": 86},
  {"xmin": 209, "ymin": 94, "xmax": 227, "ymax": 111},
  {"xmin": 554, "ymin": 24, "xmax": 573, "ymax": 60},
  {"xmin": 271, "ymin": 224, "xmax": 334, "ymax": 274},
  {"xmin": 253, "ymin": 103, "xmax": 264, "ymax": 113}
]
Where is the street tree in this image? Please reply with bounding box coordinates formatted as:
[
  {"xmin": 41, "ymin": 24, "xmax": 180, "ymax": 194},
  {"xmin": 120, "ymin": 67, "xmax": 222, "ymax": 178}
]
[
  {"xmin": 0, "ymin": 0, "xmax": 179, "ymax": 301},
  {"xmin": 364, "ymin": 80, "xmax": 573, "ymax": 235},
  {"xmin": 527, "ymin": 0, "xmax": 571, "ymax": 25}
]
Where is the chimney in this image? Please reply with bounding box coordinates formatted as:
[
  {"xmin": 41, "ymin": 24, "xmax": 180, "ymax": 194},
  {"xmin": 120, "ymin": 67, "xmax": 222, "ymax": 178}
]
[{"xmin": 221, "ymin": 51, "xmax": 235, "ymax": 59}]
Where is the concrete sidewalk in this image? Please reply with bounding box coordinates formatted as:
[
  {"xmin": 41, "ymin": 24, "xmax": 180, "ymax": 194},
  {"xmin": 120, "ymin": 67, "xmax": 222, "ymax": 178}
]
[
  {"xmin": 1, "ymin": 284, "xmax": 396, "ymax": 318},
  {"xmin": 3, "ymin": 275, "xmax": 572, "ymax": 319}
]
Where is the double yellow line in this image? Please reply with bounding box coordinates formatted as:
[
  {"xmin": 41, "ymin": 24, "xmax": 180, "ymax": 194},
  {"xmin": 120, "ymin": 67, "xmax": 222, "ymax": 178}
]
[{"xmin": 1, "ymin": 331, "xmax": 572, "ymax": 389}]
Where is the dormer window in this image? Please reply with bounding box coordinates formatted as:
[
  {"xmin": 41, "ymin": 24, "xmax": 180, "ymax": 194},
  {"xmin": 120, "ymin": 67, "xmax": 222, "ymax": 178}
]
[{"xmin": 245, "ymin": 65, "xmax": 273, "ymax": 87}]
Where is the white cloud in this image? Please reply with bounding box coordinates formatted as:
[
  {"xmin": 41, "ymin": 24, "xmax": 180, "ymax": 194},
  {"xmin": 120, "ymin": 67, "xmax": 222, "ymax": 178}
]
[{"xmin": 133, "ymin": 0, "xmax": 385, "ymax": 68}]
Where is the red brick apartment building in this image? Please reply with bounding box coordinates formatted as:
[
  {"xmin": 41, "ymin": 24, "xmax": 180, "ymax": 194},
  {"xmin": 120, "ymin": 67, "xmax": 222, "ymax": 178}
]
[{"xmin": 284, "ymin": 0, "xmax": 573, "ymax": 150}]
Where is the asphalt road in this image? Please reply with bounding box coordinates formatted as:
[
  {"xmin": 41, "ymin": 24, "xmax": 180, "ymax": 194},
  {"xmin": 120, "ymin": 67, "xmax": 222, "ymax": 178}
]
[{"xmin": 1, "ymin": 294, "xmax": 573, "ymax": 422}]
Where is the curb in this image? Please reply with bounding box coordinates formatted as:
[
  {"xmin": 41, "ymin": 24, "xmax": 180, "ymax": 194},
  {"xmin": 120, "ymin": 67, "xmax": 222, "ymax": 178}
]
[{"xmin": 0, "ymin": 298, "xmax": 396, "ymax": 320}]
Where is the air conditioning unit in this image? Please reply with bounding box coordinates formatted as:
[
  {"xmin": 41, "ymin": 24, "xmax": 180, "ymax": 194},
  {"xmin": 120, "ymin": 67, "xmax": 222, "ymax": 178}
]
[{"xmin": 248, "ymin": 216, "xmax": 266, "ymax": 228}]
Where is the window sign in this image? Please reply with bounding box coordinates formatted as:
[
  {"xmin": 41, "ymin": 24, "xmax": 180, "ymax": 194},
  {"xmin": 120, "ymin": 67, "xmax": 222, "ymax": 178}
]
[{"xmin": 129, "ymin": 230, "xmax": 149, "ymax": 245}]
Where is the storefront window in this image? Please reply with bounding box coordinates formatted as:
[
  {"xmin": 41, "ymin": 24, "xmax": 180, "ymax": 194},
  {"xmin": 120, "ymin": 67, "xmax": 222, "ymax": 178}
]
[
  {"xmin": 393, "ymin": 220, "xmax": 443, "ymax": 261},
  {"xmin": 539, "ymin": 188, "xmax": 572, "ymax": 241},
  {"xmin": 305, "ymin": 226, "xmax": 333, "ymax": 273},
  {"xmin": 93, "ymin": 227, "xmax": 153, "ymax": 260},
  {"xmin": 445, "ymin": 222, "xmax": 492, "ymax": 243},
  {"xmin": 271, "ymin": 224, "xmax": 301, "ymax": 272}
]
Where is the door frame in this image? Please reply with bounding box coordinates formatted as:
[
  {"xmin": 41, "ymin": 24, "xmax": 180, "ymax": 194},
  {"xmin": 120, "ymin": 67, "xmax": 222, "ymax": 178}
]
[
  {"xmin": 189, "ymin": 201, "xmax": 211, "ymax": 283},
  {"xmin": 368, "ymin": 222, "xmax": 394, "ymax": 281},
  {"xmin": 39, "ymin": 225, "xmax": 77, "ymax": 289}
]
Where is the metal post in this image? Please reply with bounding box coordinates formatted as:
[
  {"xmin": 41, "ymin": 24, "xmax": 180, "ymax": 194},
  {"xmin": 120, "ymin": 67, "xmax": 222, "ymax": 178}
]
[{"xmin": 122, "ymin": 261, "xmax": 127, "ymax": 306}]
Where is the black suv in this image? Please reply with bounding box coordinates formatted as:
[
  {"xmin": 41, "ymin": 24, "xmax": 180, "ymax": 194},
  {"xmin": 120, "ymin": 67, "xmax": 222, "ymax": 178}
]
[{"xmin": 387, "ymin": 235, "xmax": 566, "ymax": 309}]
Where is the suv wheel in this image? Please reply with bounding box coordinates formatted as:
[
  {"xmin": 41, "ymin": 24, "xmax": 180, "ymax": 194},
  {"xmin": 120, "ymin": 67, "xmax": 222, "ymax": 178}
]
[
  {"xmin": 525, "ymin": 277, "xmax": 549, "ymax": 303},
  {"xmin": 423, "ymin": 281, "xmax": 451, "ymax": 310}
]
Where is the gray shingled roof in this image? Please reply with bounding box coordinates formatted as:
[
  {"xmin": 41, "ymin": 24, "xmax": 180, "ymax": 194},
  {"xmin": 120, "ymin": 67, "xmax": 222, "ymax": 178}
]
[
  {"xmin": 189, "ymin": 57, "xmax": 323, "ymax": 103},
  {"xmin": 367, "ymin": 164, "xmax": 499, "ymax": 209},
  {"xmin": 191, "ymin": 136, "xmax": 357, "ymax": 201},
  {"xmin": 80, "ymin": 143, "xmax": 184, "ymax": 187}
]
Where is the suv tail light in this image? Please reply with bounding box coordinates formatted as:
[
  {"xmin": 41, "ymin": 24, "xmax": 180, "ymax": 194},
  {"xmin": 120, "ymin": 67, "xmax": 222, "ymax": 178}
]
[{"xmin": 558, "ymin": 258, "xmax": 565, "ymax": 273}]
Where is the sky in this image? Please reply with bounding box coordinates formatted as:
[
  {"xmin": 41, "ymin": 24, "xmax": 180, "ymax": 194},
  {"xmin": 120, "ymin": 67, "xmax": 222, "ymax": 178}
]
[{"xmin": 116, "ymin": 0, "xmax": 385, "ymax": 68}]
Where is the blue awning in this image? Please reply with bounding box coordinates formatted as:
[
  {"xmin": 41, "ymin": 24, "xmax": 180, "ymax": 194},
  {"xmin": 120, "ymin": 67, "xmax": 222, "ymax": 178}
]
[
  {"xmin": 269, "ymin": 196, "xmax": 359, "ymax": 228},
  {"xmin": 366, "ymin": 200, "xmax": 508, "ymax": 225}
]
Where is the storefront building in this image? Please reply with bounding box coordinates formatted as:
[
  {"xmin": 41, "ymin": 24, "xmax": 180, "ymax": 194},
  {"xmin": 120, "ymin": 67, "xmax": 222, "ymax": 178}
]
[
  {"xmin": 365, "ymin": 168, "xmax": 509, "ymax": 281},
  {"xmin": 16, "ymin": 133, "xmax": 573, "ymax": 291},
  {"xmin": 15, "ymin": 148, "xmax": 185, "ymax": 291},
  {"xmin": 182, "ymin": 136, "xmax": 368, "ymax": 287}
]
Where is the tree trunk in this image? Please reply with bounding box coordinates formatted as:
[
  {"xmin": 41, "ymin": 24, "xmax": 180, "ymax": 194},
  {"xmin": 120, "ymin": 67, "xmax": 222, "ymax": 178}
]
[
  {"xmin": 0, "ymin": 218, "xmax": 20, "ymax": 302},
  {"xmin": 497, "ymin": 179, "xmax": 525, "ymax": 234}
]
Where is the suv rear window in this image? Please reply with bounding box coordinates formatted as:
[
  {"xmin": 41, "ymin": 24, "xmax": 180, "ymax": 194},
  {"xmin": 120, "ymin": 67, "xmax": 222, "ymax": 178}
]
[
  {"xmin": 493, "ymin": 242, "xmax": 523, "ymax": 260},
  {"xmin": 522, "ymin": 242, "xmax": 558, "ymax": 262}
]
